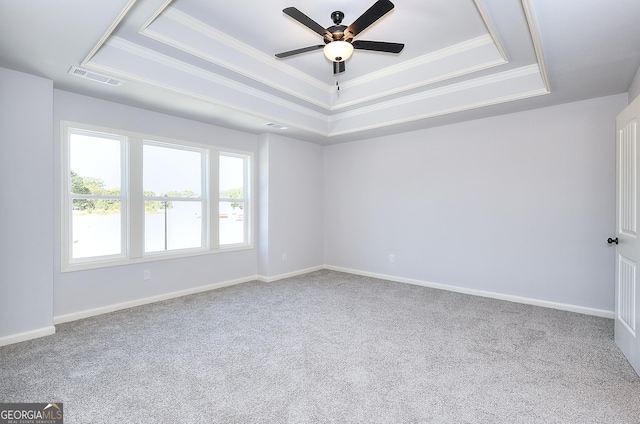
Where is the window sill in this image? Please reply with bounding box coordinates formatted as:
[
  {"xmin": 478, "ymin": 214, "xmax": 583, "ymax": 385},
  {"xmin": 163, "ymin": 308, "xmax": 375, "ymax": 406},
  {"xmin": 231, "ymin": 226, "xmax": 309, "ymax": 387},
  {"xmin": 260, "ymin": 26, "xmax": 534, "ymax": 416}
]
[{"xmin": 61, "ymin": 244, "xmax": 253, "ymax": 273}]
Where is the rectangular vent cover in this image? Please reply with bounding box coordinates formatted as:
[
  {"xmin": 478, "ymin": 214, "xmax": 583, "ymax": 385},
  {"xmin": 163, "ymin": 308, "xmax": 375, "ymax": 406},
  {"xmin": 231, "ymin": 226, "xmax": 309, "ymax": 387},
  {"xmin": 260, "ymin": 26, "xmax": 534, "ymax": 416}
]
[
  {"xmin": 264, "ymin": 122, "xmax": 288, "ymax": 130},
  {"xmin": 68, "ymin": 66, "xmax": 122, "ymax": 86}
]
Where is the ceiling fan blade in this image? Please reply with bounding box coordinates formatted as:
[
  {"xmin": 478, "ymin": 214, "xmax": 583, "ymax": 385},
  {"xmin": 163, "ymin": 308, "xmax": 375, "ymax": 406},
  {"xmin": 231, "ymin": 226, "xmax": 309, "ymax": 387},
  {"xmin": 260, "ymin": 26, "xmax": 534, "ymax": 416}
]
[
  {"xmin": 344, "ymin": 0, "xmax": 395, "ymax": 40},
  {"xmin": 275, "ymin": 45, "xmax": 325, "ymax": 58},
  {"xmin": 283, "ymin": 7, "xmax": 332, "ymax": 40},
  {"xmin": 352, "ymin": 40, "xmax": 404, "ymax": 54},
  {"xmin": 333, "ymin": 61, "xmax": 346, "ymax": 74}
]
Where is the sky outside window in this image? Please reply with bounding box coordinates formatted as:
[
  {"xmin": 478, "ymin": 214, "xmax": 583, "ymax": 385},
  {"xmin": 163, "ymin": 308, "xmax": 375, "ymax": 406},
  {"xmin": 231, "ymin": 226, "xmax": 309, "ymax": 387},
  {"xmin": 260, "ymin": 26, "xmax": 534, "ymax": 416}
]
[
  {"xmin": 70, "ymin": 132, "xmax": 121, "ymax": 190},
  {"xmin": 144, "ymin": 143, "xmax": 202, "ymax": 197},
  {"xmin": 220, "ymin": 155, "xmax": 244, "ymax": 196}
]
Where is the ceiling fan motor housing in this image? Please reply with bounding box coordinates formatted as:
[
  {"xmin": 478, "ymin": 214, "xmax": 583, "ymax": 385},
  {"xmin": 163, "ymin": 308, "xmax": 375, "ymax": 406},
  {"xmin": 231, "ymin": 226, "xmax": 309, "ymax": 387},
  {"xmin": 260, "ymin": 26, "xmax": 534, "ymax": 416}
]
[
  {"xmin": 331, "ymin": 11, "xmax": 344, "ymax": 24},
  {"xmin": 326, "ymin": 25, "xmax": 347, "ymax": 43}
]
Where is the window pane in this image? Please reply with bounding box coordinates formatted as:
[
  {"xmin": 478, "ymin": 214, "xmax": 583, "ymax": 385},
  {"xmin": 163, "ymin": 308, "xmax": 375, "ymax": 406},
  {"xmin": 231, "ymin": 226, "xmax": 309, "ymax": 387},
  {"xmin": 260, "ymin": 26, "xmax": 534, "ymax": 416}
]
[
  {"xmin": 220, "ymin": 155, "xmax": 244, "ymax": 198},
  {"xmin": 144, "ymin": 144, "xmax": 202, "ymax": 197},
  {"xmin": 70, "ymin": 132, "xmax": 121, "ymax": 195},
  {"xmin": 220, "ymin": 154, "xmax": 246, "ymax": 246},
  {"xmin": 72, "ymin": 199, "xmax": 121, "ymax": 258},
  {"xmin": 220, "ymin": 201, "xmax": 244, "ymax": 245},
  {"xmin": 145, "ymin": 201, "xmax": 203, "ymax": 252}
]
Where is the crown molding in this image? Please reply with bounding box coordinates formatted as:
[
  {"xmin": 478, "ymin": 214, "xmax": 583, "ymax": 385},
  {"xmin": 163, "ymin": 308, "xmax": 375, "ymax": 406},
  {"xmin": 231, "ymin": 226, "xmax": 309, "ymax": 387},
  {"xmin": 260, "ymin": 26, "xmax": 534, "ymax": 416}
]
[
  {"xmin": 142, "ymin": 6, "xmax": 336, "ymax": 113},
  {"xmin": 331, "ymin": 58, "xmax": 507, "ymax": 111},
  {"xmin": 78, "ymin": 0, "xmax": 552, "ymax": 140},
  {"xmin": 329, "ymin": 36, "xmax": 507, "ymax": 110},
  {"xmin": 139, "ymin": 0, "xmax": 173, "ymax": 33},
  {"xmin": 89, "ymin": 39, "xmax": 328, "ymax": 137},
  {"xmin": 104, "ymin": 37, "xmax": 327, "ymax": 122},
  {"xmin": 143, "ymin": 6, "xmax": 516, "ymax": 114},
  {"xmin": 326, "ymin": 64, "xmax": 548, "ymax": 136},
  {"xmin": 89, "ymin": 61, "xmax": 330, "ymax": 138},
  {"xmin": 330, "ymin": 64, "xmax": 543, "ymax": 122},
  {"xmin": 81, "ymin": 0, "xmax": 139, "ymax": 66},
  {"xmin": 90, "ymin": 36, "xmax": 547, "ymax": 139},
  {"xmin": 328, "ymin": 88, "xmax": 549, "ymax": 137},
  {"xmin": 473, "ymin": 0, "xmax": 509, "ymax": 62},
  {"xmin": 161, "ymin": 7, "xmax": 330, "ymax": 92},
  {"xmin": 340, "ymin": 35, "xmax": 497, "ymax": 90},
  {"xmin": 142, "ymin": 26, "xmax": 332, "ymax": 111},
  {"xmin": 521, "ymin": 0, "xmax": 551, "ymax": 92}
]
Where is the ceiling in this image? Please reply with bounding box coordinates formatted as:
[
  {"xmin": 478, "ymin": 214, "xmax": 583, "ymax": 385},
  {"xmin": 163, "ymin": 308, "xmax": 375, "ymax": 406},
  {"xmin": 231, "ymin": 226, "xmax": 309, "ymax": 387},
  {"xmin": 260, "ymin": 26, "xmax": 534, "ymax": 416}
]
[{"xmin": 1, "ymin": 0, "xmax": 639, "ymax": 145}]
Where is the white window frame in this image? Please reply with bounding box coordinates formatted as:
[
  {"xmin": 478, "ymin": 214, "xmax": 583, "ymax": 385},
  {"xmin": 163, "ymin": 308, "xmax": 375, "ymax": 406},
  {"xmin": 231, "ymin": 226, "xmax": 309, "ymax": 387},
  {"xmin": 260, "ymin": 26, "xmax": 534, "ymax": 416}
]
[
  {"xmin": 219, "ymin": 152, "xmax": 251, "ymax": 249},
  {"xmin": 61, "ymin": 121, "xmax": 253, "ymax": 272},
  {"xmin": 141, "ymin": 140, "xmax": 208, "ymax": 256},
  {"xmin": 63, "ymin": 127, "xmax": 128, "ymax": 266}
]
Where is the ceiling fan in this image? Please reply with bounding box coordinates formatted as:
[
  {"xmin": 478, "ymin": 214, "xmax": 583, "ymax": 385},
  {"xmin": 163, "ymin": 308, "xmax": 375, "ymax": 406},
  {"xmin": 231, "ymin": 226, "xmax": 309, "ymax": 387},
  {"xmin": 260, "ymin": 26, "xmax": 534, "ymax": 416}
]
[{"xmin": 275, "ymin": 0, "xmax": 404, "ymax": 75}]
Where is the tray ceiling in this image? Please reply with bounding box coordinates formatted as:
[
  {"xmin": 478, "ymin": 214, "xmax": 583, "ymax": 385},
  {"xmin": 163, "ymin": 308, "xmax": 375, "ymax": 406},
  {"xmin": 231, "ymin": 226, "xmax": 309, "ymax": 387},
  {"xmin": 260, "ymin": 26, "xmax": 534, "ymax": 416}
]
[{"xmin": 2, "ymin": 0, "xmax": 639, "ymax": 144}]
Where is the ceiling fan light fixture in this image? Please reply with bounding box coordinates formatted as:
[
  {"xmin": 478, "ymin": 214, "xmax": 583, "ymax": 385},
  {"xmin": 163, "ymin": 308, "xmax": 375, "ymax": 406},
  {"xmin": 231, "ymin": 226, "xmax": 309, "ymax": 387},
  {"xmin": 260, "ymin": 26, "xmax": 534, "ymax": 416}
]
[{"xmin": 323, "ymin": 41, "xmax": 354, "ymax": 62}]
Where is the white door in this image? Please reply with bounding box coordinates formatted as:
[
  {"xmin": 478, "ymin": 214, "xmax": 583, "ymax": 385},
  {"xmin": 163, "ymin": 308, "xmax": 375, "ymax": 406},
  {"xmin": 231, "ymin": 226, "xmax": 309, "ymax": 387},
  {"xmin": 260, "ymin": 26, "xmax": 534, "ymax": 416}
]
[{"xmin": 615, "ymin": 95, "xmax": 640, "ymax": 376}]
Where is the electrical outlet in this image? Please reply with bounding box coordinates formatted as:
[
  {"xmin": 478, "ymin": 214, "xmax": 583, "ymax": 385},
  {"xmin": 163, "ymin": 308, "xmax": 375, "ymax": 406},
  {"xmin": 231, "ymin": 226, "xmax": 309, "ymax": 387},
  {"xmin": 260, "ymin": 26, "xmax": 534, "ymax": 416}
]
[
  {"xmin": 282, "ymin": 253, "xmax": 288, "ymax": 261},
  {"xmin": 143, "ymin": 269, "xmax": 151, "ymax": 280},
  {"xmin": 389, "ymin": 254, "xmax": 395, "ymax": 263}
]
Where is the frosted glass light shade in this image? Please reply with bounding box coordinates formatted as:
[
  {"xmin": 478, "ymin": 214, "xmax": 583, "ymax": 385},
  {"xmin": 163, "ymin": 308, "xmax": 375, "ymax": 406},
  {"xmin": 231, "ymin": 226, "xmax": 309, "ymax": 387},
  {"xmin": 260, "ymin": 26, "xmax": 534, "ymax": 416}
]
[{"xmin": 323, "ymin": 41, "xmax": 354, "ymax": 62}]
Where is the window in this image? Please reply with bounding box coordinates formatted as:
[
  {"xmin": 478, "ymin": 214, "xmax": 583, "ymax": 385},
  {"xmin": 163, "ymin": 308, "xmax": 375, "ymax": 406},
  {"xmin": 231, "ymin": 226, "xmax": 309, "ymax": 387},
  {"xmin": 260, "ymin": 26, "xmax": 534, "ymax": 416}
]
[
  {"xmin": 62, "ymin": 122, "xmax": 252, "ymax": 271},
  {"xmin": 219, "ymin": 153, "xmax": 249, "ymax": 246},
  {"xmin": 68, "ymin": 129, "xmax": 126, "ymax": 260},
  {"xmin": 143, "ymin": 142, "xmax": 205, "ymax": 253}
]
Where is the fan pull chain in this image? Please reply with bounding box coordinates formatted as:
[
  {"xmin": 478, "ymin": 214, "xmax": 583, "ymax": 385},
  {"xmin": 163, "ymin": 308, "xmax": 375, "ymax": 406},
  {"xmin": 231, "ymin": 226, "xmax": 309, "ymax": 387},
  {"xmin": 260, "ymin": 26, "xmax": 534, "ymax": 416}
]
[{"xmin": 336, "ymin": 80, "xmax": 340, "ymax": 96}]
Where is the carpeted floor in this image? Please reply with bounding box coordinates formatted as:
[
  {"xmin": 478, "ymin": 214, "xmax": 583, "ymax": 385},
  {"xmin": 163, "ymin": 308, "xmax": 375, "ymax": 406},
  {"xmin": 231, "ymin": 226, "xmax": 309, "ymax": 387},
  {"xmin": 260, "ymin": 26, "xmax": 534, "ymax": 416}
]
[{"xmin": 1, "ymin": 270, "xmax": 639, "ymax": 423}]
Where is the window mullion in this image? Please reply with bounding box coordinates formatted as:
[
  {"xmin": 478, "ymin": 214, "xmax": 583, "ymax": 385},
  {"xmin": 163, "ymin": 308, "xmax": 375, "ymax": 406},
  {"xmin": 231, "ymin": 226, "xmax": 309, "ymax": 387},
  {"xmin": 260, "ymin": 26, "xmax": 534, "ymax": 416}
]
[
  {"xmin": 202, "ymin": 150, "xmax": 209, "ymax": 249},
  {"xmin": 120, "ymin": 137, "xmax": 128, "ymax": 258},
  {"xmin": 210, "ymin": 150, "xmax": 220, "ymax": 249},
  {"xmin": 129, "ymin": 138, "xmax": 144, "ymax": 259}
]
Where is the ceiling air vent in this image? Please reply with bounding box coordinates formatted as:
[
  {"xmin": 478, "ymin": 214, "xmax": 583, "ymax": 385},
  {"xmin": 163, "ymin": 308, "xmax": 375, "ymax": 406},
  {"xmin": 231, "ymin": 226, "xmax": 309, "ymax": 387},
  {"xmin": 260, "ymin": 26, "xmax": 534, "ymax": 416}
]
[
  {"xmin": 68, "ymin": 66, "xmax": 123, "ymax": 86},
  {"xmin": 264, "ymin": 122, "xmax": 288, "ymax": 130}
]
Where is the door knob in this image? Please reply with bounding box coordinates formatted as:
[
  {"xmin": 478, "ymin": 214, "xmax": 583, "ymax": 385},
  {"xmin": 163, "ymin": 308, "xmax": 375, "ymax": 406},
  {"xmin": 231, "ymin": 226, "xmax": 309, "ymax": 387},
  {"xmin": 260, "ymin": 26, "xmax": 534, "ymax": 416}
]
[{"xmin": 607, "ymin": 237, "xmax": 619, "ymax": 245}]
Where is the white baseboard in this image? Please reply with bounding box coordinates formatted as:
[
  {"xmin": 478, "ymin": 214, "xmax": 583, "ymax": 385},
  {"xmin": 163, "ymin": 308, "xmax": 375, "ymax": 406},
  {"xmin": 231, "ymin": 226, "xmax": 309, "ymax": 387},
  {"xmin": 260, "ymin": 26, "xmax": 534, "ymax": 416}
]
[
  {"xmin": 258, "ymin": 265, "xmax": 325, "ymax": 283},
  {"xmin": 45, "ymin": 263, "xmax": 616, "ymax": 334},
  {"xmin": 324, "ymin": 265, "xmax": 615, "ymax": 319},
  {"xmin": 0, "ymin": 325, "xmax": 56, "ymax": 347},
  {"xmin": 54, "ymin": 276, "xmax": 256, "ymax": 325},
  {"xmin": 2, "ymin": 266, "xmax": 614, "ymax": 347}
]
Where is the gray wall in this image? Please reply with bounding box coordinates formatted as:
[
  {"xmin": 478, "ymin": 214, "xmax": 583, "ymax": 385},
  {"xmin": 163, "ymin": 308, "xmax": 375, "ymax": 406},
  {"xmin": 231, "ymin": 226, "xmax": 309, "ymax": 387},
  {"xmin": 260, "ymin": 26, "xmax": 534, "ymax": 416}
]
[
  {"xmin": 324, "ymin": 94, "xmax": 627, "ymax": 313},
  {"xmin": 258, "ymin": 133, "xmax": 324, "ymax": 279},
  {"xmin": 0, "ymin": 64, "xmax": 630, "ymax": 343},
  {"xmin": 0, "ymin": 68, "xmax": 54, "ymax": 342},
  {"xmin": 53, "ymin": 90, "xmax": 260, "ymax": 318},
  {"xmin": 52, "ymin": 91, "xmax": 325, "ymax": 318},
  {"xmin": 629, "ymin": 65, "xmax": 640, "ymax": 103}
]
